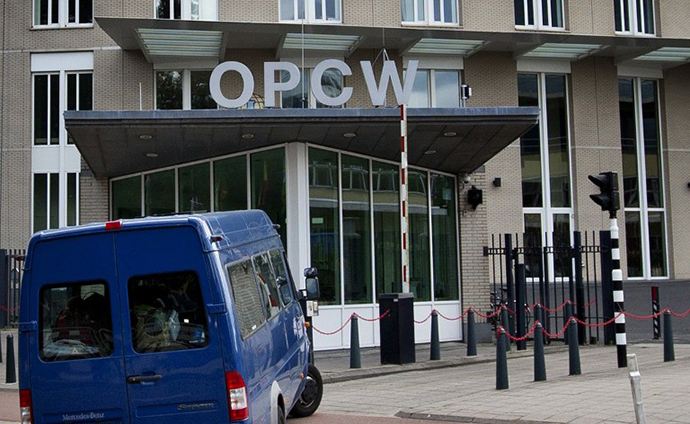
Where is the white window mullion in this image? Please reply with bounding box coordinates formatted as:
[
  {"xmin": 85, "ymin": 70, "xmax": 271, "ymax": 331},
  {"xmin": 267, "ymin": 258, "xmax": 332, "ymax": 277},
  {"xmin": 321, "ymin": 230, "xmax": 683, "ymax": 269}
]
[
  {"xmin": 337, "ymin": 152, "xmax": 345, "ymax": 306},
  {"xmin": 426, "ymin": 170, "xmax": 435, "ymax": 302},
  {"xmin": 58, "ymin": 71, "xmax": 68, "ymax": 227},
  {"xmin": 368, "ymin": 158, "xmax": 377, "ymax": 301}
]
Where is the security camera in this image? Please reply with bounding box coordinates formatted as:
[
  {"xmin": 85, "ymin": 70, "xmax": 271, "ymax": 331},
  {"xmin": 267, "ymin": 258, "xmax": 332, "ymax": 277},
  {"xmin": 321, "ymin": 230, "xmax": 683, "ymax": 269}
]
[{"xmin": 462, "ymin": 174, "xmax": 471, "ymax": 184}]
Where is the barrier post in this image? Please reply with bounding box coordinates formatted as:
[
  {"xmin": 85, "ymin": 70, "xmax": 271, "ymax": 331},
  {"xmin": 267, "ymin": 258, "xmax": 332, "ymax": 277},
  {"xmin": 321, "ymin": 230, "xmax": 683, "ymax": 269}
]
[
  {"xmin": 430, "ymin": 310, "xmax": 440, "ymax": 361},
  {"xmin": 5, "ymin": 333, "xmax": 16, "ymax": 384},
  {"xmin": 627, "ymin": 354, "xmax": 647, "ymax": 424},
  {"xmin": 496, "ymin": 328, "xmax": 509, "ymax": 390},
  {"xmin": 515, "ymin": 264, "xmax": 527, "ymax": 351},
  {"xmin": 568, "ymin": 318, "xmax": 581, "ymax": 376},
  {"xmin": 350, "ymin": 315, "xmax": 361, "ymax": 369},
  {"xmin": 0, "ymin": 330, "xmax": 3, "ymax": 364},
  {"xmin": 663, "ymin": 311, "xmax": 675, "ymax": 362},
  {"xmin": 534, "ymin": 322, "xmax": 546, "ymax": 382},
  {"xmin": 500, "ymin": 305, "xmax": 511, "ymax": 352},
  {"xmin": 651, "ymin": 287, "xmax": 660, "ymax": 340},
  {"xmin": 467, "ymin": 309, "xmax": 477, "ymax": 357}
]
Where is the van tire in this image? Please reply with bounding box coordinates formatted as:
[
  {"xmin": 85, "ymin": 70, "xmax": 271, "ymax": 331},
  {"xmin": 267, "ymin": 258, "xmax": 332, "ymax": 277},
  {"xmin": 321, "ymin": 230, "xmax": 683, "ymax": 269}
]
[
  {"xmin": 289, "ymin": 364, "xmax": 323, "ymax": 418},
  {"xmin": 278, "ymin": 403, "xmax": 286, "ymax": 424}
]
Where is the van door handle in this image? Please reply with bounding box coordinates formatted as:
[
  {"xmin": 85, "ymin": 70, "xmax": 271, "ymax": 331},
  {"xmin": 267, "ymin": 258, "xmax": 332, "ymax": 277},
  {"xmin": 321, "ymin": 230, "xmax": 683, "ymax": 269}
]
[{"xmin": 127, "ymin": 374, "xmax": 163, "ymax": 384}]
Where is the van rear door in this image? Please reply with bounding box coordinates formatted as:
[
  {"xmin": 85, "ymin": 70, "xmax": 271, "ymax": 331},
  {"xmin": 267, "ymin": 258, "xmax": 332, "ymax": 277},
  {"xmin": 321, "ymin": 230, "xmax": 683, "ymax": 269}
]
[
  {"xmin": 115, "ymin": 226, "xmax": 229, "ymax": 424},
  {"xmin": 27, "ymin": 233, "xmax": 130, "ymax": 423}
]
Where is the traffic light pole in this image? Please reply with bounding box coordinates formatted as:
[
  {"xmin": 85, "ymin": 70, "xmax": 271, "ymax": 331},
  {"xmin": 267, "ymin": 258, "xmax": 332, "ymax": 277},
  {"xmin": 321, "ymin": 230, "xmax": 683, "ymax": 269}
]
[{"xmin": 610, "ymin": 215, "xmax": 627, "ymax": 368}]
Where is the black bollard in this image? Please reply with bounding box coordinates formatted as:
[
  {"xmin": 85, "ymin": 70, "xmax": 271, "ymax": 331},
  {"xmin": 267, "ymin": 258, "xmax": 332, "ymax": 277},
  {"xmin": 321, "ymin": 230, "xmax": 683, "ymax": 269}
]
[
  {"xmin": 496, "ymin": 328, "xmax": 509, "ymax": 390},
  {"xmin": 6, "ymin": 334, "xmax": 16, "ymax": 384},
  {"xmin": 467, "ymin": 309, "xmax": 477, "ymax": 357},
  {"xmin": 568, "ymin": 318, "xmax": 581, "ymax": 375},
  {"xmin": 0, "ymin": 330, "xmax": 3, "ymax": 364},
  {"xmin": 430, "ymin": 310, "xmax": 440, "ymax": 361},
  {"xmin": 500, "ymin": 305, "xmax": 511, "ymax": 352},
  {"xmin": 534, "ymin": 322, "xmax": 546, "ymax": 382},
  {"xmin": 663, "ymin": 311, "xmax": 675, "ymax": 362},
  {"xmin": 350, "ymin": 315, "xmax": 361, "ymax": 369}
]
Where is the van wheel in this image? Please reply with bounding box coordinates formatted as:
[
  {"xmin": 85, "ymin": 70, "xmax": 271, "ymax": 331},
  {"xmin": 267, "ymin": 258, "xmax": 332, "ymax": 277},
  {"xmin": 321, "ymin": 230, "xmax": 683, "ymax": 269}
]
[
  {"xmin": 289, "ymin": 364, "xmax": 323, "ymax": 418},
  {"xmin": 278, "ymin": 403, "xmax": 286, "ymax": 424}
]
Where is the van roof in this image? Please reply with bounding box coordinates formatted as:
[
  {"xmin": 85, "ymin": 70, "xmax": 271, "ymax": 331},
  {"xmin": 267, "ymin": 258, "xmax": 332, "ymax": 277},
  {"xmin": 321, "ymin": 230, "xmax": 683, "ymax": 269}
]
[{"xmin": 25, "ymin": 210, "xmax": 279, "ymax": 266}]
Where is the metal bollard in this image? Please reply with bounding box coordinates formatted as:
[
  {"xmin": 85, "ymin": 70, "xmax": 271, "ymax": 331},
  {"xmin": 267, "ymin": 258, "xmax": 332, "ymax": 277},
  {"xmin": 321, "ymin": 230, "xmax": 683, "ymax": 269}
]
[
  {"xmin": 500, "ymin": 305, "xmax": 511, "ymax": 352},
  {"xmin": 496, "ymin": 328, "xmax": 509, "ymax": 390},
  {"xmin": 651, "ymin": 287, "xmax": 660, "ymax": 340},
  {"xmin": 534, "ymin": 322, "xmax": 546, "ymax": 382},
  {"xmin": 467, "ymin": 309, "xmax": 477, "ymax": 357},
  {"xmin": 564, "ymin": 302, "xmax": 573, "ymax": 346},
  {"xmin": 568, "ymin": 318, "xmax": 581, "ymax": 375},
  {"xmin": 430, "ymin": 310, "xmax": 440, "ymax": 361},
  {"xmin": 0, "ymin": 330, "xmax": 3, "ymax": 364},
  {"xmin": 6, "ymin": 334, "xmax": 16, "ymax": 384},
  {"xmin": 350, "ymin": 315, "xmax": 361, "ymax": 369},
  {"xmin": 663, "ymin": 311, "xmax": 675, "ymax": 362}
]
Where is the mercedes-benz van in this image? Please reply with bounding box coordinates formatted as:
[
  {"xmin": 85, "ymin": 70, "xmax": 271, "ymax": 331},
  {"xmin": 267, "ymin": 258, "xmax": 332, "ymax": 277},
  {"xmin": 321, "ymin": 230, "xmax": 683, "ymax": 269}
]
[{"xmin": 18, "ymin": 210, "xmax": 322, "ymax": 423}]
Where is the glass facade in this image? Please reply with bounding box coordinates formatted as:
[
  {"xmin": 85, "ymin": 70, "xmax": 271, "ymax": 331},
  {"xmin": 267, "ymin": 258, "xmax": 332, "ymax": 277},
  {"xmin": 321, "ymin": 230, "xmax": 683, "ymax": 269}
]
[
  {"xmin": 408, "ymin": 70, "xmax": 461, "ymax": 108},
  {"xmin": 618, "ymin": 78, "xmax": 667, "ymax": 278}
]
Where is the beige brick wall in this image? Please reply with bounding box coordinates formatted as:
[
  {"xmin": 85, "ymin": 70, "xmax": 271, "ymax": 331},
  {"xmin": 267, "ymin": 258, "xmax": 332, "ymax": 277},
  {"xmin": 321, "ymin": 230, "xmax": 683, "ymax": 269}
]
[
  {"xmin": 80, "ymin": 162, "xmax": 110, "ymax": 225},
  {"xmin": 657, "ymin": 0, "xmax": 690, "ymax": 39}
]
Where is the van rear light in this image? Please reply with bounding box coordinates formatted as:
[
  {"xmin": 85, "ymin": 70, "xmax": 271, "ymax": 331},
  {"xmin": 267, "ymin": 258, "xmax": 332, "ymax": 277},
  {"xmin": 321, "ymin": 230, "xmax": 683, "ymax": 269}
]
[
  {"xmin": 105, "ymin": 221, "xmax": 123, "ymax": 230},
  {"xmin": 19, "ymin": 389, "xmax": 33, "ymax": 424},
  {"xmin": 225, "ymin": 371, "xmax": 249, "ymax": 421}
]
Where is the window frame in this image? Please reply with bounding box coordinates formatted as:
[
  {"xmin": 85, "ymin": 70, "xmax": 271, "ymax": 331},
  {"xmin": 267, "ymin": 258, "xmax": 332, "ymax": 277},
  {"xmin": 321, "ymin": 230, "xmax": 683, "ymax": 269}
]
[
  {"xmin": 401, "ymin": 0, "xmax": 459, "ymax": 26},
  {"xmin": 614, "ymin": 0, "xmax": 655, "ymax": 36},
  {"xmin": 154, "ymin": 0, "xmax": 219, "ymax": 20},
  {"xmin": 32, "ymin": 172, "xmax": 79, "ymax": 233},
  {"xmin": 514, "ymin": 0, "xmax": 565, "ymax": 30},
  {"xmin": 280, "ymin": 0, "xmax": 343, "ymax": 23},
  {"xmin": 33, "ymin": 0, "xmax": 93, "ymax": 28}
]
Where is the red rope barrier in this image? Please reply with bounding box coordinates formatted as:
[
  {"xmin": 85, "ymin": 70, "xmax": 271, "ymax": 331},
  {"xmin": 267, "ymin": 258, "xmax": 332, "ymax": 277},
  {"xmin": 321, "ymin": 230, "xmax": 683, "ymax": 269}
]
[{"xmin": 354, "ymin": 310, "xmax": 390, "ymax": 322}]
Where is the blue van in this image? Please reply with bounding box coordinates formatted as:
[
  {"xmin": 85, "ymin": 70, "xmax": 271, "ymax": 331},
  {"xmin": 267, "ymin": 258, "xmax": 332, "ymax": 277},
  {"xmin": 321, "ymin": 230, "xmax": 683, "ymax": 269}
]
[{"xmin": 18, "ymin": 210, "xmax": 323, "ymax": 424}]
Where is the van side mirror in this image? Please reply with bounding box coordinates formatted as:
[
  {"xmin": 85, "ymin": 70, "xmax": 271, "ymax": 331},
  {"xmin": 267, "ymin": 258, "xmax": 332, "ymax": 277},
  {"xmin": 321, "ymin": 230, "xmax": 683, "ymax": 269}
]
[{"xmin": 303, "ymin": 267, "xmax": 320, "ymax": 301}]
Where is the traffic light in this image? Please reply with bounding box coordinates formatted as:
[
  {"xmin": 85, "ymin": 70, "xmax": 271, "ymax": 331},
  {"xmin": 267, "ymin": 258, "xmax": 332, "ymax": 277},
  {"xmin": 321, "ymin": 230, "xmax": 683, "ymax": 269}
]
[{"xmin": 588, "ymin": 172, "xmax": 620, "ymax": 217}]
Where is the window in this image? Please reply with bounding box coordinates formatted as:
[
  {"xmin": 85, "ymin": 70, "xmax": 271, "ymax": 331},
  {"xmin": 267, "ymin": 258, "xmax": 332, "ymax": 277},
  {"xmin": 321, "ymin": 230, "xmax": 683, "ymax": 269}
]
[
  {"xmin": 402, "ymin": 0, "xmax": 458, "ymax": 25},
  {"xmin": 155, "ymin": 0, "xmax": 218, "ymax": 20},
  {"xmin": 156, "ymin": 70, "xmax": 217, "ymax": 110},
  {"xmin": 614, "ymin": 0, "xmax": 655, "ymax": 35},
  {"xmin": 518, "ymin": 73, "xmax": 573, "ymax": 281},
  {"xmin": 515, "ymin": 0, "xmax": 564, "ymax": 29},
  {"xmin": 228, "ymin": 261, "xmax": 267, "ymax": 339},
  {"xmin": 39, "ymin": 281, "xmax": 113, "ymax": 361},
  {"xmin": 33, "ymin": 173, "xmax": 78, "ymax": 233},
  {"xmin": 128, "ymin": 271, "xmax": 209, "ymax": 353},
  {"xmin": 280, "ymin": 0, "xmax": 342, "ymax": 23},
  {"xmin": 253, "ymin": 253, "xmax": 282, "ymax": 319},
  {"xmin": 619, "ymin": 78, "xmax": 667, "ymax": 278},
  {"xmin": 281, "ymin": 68, "xmax": 344, "ymax": 109},
  {"xmin": 34, "ymin": 0, "xmax": 93, "ymax": 27},
  {"xmin": 408, "ymin": 69, "xmax": 461, "ymax": 108},
  {"xmin": 145, "ymin": 170, "xmax": 176, "ymax": 216},
  {"xmin": 269, "ymin": 249, "xmax": 295, "ymax": 306},
  {"xmin": 112, "ymin": 176, "xmax": 142, "ymax": 220},
  {"xmin": 178, "ymin": 163, "xmax": 210, "ymax": 213},
  {"xmin": 34, "ymin": 71, "xmax": 92, "ymax": 145}
]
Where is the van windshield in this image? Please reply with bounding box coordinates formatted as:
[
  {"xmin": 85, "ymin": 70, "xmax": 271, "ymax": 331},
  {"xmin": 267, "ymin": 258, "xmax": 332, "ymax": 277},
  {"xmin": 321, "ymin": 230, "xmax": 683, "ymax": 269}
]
[
  {"xmin": 39, "ymin": 281, "xmax": 114, "ymax": 362},
  {"xmin": 128, "ymin": 271, "xmax": 209, "ymax": 353}
]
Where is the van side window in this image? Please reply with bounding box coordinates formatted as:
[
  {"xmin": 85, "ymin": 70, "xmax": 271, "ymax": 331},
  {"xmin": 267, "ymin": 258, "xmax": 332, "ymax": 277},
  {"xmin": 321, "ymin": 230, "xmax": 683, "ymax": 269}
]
[
  {"xmin": 128, "ymin": 271, "xmax": 208, "ymax": 353},
  {"xmin": 252, "ymin": 253, "xmax": 282, "ymax": 319},
  {"xmin": 39, "ymin": 282, "xmax": 113, "ymax": 362},
  {"xmin": 228, "ymin": 260, "xmax": 267, "ymax": 338},
  {"xmin": 269, "ymin": 249, "xmax": 294, "ymax": 306}
]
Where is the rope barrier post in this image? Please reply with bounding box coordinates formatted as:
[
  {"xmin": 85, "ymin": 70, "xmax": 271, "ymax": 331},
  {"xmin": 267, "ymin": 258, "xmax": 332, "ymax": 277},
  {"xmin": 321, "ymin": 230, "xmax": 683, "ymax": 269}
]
[
  {"xmin": 496, "ymin": 328, "xmax": 509, "ymax": 390},
  {"xmin": 568, "ymin": 318, "xmax": 581, "ymax": 376},
  {"xmin": 5, "ymin": 333, "xmax": 16, "ymax": 384},
  {"xmin": 534, "ymin": 322, "xmax": 546, "ymax": 382},
  {"xmin": 627, "ymin": 354, "xmax": 647, "ymax": 424},
  {"xmin": 430, "ymin": 310, "xmax": 440, "ymax": 361},
  {"xmin": 663, "ymin": 311, "xmax": 675, "ymax": 362},
  {"xmin": 350, "ymin": 315, "xmax": 361, "ymax": 369},
  {"xmin": 574, "ymin": 231, "xmax": 587, "ymax": 345},
  {"xmin": 651, "ymin": 287, "xmax": 660, "ymax": 340},
  {"xmin": 0, "ymin": 329, "xmax": 3, "ymax": 364},
  {"xmin": 467, "ymin": 309, "xmax": 477, "ymax": 357},
  {"xmin": 500, "ymin": 305, "xmax": 511, "ymax": 352}
]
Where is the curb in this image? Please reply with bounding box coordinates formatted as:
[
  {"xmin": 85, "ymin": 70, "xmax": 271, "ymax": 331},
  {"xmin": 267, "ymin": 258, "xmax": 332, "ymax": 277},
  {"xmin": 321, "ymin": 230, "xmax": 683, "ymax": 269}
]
[{"xmin": 396, "ymin": 411, "xmax": 552, "ymax": 424}]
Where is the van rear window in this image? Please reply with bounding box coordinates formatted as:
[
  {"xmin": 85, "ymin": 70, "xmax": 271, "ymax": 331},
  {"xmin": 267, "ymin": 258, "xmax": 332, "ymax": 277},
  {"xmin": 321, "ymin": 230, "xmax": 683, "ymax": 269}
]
[
  {"xmin": 39, "ymin": 282, "xmax": 114, "ymax": 362},
  {"xmin": 128, "ymin": 271, "xmax": 209, "ymax": 353}
]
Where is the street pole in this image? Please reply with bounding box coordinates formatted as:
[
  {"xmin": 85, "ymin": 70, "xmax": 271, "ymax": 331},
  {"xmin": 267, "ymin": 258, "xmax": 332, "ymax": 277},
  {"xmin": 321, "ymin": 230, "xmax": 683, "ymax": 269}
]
[
  {"xmin": 400, "ymin": 104, "xmax": 410, "ymax": 294},
  {"xmin": 611, "ymin": 215, "xmax": 627, "ymax": 368}
]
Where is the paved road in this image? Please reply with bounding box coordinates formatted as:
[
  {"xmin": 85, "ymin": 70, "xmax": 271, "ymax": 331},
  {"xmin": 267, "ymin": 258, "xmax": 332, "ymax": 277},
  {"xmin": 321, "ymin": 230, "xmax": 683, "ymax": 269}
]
[{"xmin": 0, "ymin": 390, "xmax": 18, "ymax": 423}]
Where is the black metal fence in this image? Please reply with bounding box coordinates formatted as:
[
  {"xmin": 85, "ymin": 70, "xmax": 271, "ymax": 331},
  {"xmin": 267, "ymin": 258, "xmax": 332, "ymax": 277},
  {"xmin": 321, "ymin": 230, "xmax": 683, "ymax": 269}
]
[
  {"xmin": 1, "ymin": 249, "xmax": 25, "ymax": 328},
  {"xmin": 484, "ymin": 231, "xmax": 614, "ymax": 346}
]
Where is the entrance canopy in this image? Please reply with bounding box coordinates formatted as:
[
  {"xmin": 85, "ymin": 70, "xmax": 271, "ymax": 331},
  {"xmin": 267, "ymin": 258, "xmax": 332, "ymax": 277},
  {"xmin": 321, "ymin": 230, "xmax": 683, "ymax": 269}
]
[{"xmin": 65, "ymin": 107, "xmax": 538, "ymax": 178}]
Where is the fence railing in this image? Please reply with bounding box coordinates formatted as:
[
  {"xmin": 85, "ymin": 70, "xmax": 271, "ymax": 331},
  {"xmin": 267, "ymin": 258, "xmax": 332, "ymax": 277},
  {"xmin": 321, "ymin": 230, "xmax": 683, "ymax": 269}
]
[
  {"xmin": 1, "ymin": 249, "xmax": 25, "ymax": 328},
  {"xmin": 483, "ymin": 231, "xmax": 614, "ymax": 346}
]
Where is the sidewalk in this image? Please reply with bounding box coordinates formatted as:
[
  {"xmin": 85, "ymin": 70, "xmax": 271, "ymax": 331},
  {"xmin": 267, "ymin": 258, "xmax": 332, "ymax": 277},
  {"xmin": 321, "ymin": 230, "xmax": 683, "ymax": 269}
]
[{"xmin": 315, "ymin": 340, "xmax": 690, "ymax": 423}]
